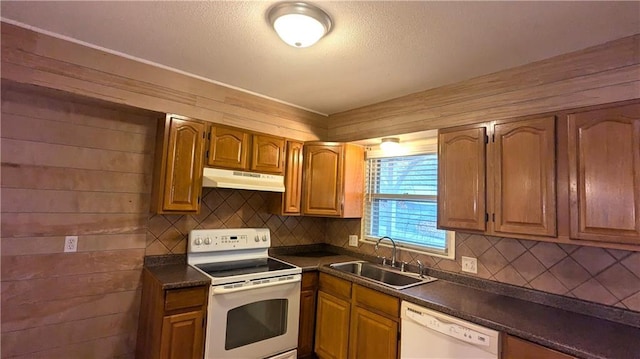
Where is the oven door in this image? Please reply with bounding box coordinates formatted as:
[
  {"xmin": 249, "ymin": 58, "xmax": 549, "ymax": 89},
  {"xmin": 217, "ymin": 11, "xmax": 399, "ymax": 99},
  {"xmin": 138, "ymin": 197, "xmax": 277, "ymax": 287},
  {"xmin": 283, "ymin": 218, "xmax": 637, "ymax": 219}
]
[{"xmin": 206, "ymin": 274, "xmax": 301, "ymax": 359}]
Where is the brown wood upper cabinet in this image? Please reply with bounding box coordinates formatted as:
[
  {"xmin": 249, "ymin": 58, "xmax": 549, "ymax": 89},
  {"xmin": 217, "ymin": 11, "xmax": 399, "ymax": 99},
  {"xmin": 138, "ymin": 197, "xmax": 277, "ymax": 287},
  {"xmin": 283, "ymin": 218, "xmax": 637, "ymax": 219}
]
[
  {"xmin": 151, "ymin": 114, "xmax": 206, "ymax": 214},
  {"xmin": 251, "ymin": 134, "xmax": 286, "ymax": 174},
  {"xmin": 438, "ymin": 116, "xmax": 557, "ymax": 238},
  {"xmin": 207, "ymin": 125, "xmax": 249, "ymax": 170},
  {"xmin": 566, "ymin": 103, "xmax": 640, "ymax": 245},
  {"xmin": 207, "ymin": 125, "xmax": 285, "ymax": 175},
  {"xmin": 302, "ymin": 142, "xmax": 364, "ymax": 218},
  {"xmin": 492, "ymin": 117, "xmax": 556, "ymax": 237},
  {"xmin": 270, "ymin": 140, "xmax": 304, "ymax": 215},
  {"xmin": 438, "ymin": 125, "xmax": 487, "ymax": 231}
]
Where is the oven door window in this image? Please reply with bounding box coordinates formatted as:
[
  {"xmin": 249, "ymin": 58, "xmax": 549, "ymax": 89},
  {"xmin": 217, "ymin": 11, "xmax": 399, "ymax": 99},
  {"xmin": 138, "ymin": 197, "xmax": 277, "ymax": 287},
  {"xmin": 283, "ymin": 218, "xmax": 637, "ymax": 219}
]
[{"xmin": 225, "ymin": 298, "xmax": 288, "ymax": 350}]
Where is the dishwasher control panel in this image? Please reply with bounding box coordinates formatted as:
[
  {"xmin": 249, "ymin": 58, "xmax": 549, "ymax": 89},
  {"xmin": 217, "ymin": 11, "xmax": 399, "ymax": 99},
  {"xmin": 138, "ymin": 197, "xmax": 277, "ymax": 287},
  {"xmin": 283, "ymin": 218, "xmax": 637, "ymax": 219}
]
[{"xmin": 406, "ymin": 308, "xmax": 490, "ymax": 346}]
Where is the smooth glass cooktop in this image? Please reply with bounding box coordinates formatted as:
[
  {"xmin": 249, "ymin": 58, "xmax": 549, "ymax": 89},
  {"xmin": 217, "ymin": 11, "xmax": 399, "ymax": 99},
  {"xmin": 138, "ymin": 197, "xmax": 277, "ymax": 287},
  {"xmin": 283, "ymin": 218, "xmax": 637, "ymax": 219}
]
[{"xmin": 195, "ymin": 258, "xmax": 296, "ymax": 278}]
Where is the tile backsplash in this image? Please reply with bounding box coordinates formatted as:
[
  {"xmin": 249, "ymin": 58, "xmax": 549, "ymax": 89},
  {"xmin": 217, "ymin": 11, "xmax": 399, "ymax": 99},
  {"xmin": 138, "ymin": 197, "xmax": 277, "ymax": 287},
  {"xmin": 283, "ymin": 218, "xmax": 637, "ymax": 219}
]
[
  {"xmin": 146, "ymin": 188, "xmax": 326, "ymax": 255},
  {"xmin": 146, "ymin": 189, "xmax": 639, "ymax": 313},
  {"xmin": 326, "ymin": 218, "xmax": 640, "ymax": 312}
]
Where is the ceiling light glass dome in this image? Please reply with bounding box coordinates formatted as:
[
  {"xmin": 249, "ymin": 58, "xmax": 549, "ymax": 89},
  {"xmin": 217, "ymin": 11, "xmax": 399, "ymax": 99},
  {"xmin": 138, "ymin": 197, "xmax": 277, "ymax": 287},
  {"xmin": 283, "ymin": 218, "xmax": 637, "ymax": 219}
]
[{"xmin": 268, "ymin": 2, "xmax": 332, "ymax": 48}]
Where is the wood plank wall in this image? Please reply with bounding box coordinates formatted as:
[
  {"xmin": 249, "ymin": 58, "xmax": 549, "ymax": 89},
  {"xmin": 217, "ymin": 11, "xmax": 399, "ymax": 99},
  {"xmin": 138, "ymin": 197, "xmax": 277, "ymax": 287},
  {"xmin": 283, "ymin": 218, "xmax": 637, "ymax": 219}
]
[
  {"xmin": 1, "ymin": 82, "xmax": 158, "ymax": 358},
  {"xmin": 0, "ymin": 22, "xmax": 327, "ymax": 142},
  {"xmin": 328, "ymin": 34, "xmax": 640, "ymax": 141}
]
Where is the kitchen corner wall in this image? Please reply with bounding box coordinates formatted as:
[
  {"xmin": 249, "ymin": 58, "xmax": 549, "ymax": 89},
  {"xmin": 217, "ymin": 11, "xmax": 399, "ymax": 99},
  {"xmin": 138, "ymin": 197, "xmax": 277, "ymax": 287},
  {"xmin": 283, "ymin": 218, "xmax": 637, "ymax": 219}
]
[
  {"xmin": 1, "ymin": 83, "xmax": 155, "ymax": 358},
  {"xmin": 146, "ymin": 189, "xmax": 326, "ymax": 254},
  {"xmin": 0, "ymin": 82, "xmax": 324, "ymax": 358},
  {"xmin": 326, "ymin": 218, "xmax": 640, "ymax": 312}
]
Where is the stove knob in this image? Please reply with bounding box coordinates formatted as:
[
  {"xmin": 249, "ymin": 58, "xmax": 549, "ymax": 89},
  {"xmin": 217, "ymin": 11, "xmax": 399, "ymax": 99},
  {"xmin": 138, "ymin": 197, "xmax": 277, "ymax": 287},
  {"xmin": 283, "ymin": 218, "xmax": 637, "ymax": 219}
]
[
  {"xmin": 254, "ymin": 236, "xmax": 260, "ymax": 243},
  {"xmin": 194, "ymin": 237, "xmax": 202, "ymax": 245},
  {"xmin": 261, "ymin": 235, "xmax": 267, "ymax": 242},
  {"xmin": 204, "ymin": 237, "xmax": 212, "ymax": 245}
]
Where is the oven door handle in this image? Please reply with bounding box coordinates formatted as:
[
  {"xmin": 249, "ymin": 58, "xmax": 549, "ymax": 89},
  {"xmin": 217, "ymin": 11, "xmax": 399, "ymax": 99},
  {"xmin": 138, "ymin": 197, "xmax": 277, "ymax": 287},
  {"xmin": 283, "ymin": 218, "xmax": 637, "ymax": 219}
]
[{"xmin": 211, "ymin": 274, "xmax": 301, "ymax": 295}]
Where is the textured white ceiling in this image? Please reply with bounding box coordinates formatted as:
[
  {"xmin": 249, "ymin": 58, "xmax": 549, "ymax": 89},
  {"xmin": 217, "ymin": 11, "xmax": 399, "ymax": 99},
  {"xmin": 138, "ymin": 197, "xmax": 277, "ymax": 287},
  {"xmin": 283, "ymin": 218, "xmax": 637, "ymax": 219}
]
[{"xmin": 1, "ymin": 1, "xmax": 639, "ymax": 115}]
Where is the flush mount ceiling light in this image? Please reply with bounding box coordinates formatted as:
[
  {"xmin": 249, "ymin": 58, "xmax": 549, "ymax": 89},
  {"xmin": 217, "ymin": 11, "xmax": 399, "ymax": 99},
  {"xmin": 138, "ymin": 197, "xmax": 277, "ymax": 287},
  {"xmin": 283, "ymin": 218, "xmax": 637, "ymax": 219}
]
[
  {"xmin": 380, "ymin": 138, "xmax": 401, "ymax": 153},
  {"xmin": 268, "ymin": 2, "xmax": 332, "ymax": 48}
]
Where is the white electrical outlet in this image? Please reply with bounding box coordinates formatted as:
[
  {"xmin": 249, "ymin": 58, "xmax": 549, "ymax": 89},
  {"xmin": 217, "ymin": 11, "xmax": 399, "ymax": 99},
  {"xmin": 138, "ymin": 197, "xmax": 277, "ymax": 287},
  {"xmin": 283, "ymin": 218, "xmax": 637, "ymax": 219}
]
[
  {"xmin": 348, "ymin": 235, "xmax": 358, "ymax": 247},
  {"xmin": 64, "ymin": 236, "xmax": 78, "ymax": 252},
  {"xmin": 461, "ymin": 256, "xmax": 477, "ymax": 274}
]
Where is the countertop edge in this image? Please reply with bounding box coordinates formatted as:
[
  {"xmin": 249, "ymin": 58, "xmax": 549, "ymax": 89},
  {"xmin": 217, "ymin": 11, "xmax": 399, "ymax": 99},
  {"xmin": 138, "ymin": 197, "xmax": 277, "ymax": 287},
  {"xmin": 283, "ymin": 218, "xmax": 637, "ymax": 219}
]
[{"xmin": 144, "ymin": 264, "xmax": 211, "ymax": 290}]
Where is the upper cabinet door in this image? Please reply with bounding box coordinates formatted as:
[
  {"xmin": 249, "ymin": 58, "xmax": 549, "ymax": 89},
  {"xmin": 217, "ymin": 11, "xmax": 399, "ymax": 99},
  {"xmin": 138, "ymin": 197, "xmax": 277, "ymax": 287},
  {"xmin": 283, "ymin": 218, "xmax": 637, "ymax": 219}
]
[
  {"xmin": 493, "ymin": 116, "xmax": 556, "ymax": 237},
  {"xmin": 283, "ymin": 141, "xmax": 304, "ymax": 214},
  {"xmin": 208, "ymin": 126, "xmax": 249, "ymax": 170},
  {"xmin": 438, "ymin": 126, "xmax": 487, "ymax": 231},
  {"xmin": 567, "ymin": 103, "xmax": 640, "ymax": 244},
  {"xmin": 162, "ymin": 116, "xmax": 206, "ymax": 212},
  {"xmin": 493, "ymin": 117, "xmax": 556, "ymax": 236},
  {"xmin": 303, "ymin": 143, "xmax": 344, "ymax": 217},
  {"xmin": 251, "ymin": 134, "xmax": 285, "ymax": 174}
]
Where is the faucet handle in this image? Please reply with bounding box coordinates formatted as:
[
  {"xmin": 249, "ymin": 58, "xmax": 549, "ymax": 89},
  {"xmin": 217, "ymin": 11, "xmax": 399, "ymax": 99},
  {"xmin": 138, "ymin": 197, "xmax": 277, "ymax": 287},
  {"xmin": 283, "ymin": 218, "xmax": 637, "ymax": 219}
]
[
  {"xmin": 400, "ymin": 261, "xmax": 408, "ymax": 272},
  {"xmin": 381, "ymin": 256, "xmax": 388, "ymax": 266}
]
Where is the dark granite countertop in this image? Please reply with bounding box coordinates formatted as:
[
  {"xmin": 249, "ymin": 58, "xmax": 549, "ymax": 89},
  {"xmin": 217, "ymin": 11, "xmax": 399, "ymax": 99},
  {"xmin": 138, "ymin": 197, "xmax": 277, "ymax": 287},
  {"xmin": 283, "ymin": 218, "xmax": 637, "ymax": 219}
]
[
  {"xmin": 144, "ymin": 255, "xmax": 210, "ymax": 290},
  {"xmin": 142, "ymin": 250, "xmax": 639, "ymax": 358},
  {"xmin": 271, "ymin": 251, "xmax": 640, "ymax": 359}
]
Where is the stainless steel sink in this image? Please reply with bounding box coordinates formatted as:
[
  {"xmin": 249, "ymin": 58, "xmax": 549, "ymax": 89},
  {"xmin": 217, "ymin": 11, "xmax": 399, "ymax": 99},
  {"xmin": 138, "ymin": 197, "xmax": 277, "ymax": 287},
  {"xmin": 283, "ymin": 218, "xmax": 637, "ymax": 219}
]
[{"xmin": 329, "ymin": 261, "xmax": 436, "ymax": 290}]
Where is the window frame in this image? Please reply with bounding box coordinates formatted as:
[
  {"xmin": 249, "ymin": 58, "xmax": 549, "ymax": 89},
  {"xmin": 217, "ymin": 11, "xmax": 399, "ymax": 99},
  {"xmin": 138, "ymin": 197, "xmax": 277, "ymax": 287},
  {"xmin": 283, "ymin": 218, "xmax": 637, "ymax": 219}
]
[{"xmin": 360, "ymin": 139, "xmax": 455, "ymax": 259}]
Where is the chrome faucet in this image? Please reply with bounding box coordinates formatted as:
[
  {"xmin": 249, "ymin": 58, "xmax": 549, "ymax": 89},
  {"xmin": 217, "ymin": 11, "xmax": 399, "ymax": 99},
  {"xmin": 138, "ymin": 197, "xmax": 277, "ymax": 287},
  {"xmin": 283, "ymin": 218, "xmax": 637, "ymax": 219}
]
[
  {"xmin": 375, "ymin": 236, "xmax": 397, "ymax": 267},
  {"xmin": 416, "ymin": 259, "xmax": 424, "ymax": 278}
]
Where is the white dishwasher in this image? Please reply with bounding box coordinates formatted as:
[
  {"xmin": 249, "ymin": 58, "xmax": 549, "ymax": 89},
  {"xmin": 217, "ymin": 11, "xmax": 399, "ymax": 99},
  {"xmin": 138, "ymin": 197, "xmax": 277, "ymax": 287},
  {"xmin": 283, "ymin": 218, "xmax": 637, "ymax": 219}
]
[{"xmin": 401, "ymin": 301, "xmax": 500, "ymax": 359}]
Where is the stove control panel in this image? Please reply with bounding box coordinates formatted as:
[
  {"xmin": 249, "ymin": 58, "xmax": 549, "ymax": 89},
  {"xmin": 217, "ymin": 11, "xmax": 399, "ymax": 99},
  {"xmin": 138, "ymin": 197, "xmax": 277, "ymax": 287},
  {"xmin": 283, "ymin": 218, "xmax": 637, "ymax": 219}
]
[{"xmin": 188, "ymin": 228, "xmax": 270, "ymax": 252}]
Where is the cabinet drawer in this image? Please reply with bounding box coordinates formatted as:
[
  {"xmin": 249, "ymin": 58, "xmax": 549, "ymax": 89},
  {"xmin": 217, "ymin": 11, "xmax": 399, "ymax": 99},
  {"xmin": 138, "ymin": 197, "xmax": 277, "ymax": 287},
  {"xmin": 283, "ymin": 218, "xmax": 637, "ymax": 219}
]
[
  {"xmin": 165, "ymin": 286, "xmax": 207, "ymax": 311},
  {"xmin": 503, "ymin": 334, "xmax": 576, "ymax": 359},
  {"xmin": 353, "ymin": 284, "xmax": 399, "ymax": 318},
  {"xmin": 319, "ymin": 272, "xmax": 351, "ymax": 300}
]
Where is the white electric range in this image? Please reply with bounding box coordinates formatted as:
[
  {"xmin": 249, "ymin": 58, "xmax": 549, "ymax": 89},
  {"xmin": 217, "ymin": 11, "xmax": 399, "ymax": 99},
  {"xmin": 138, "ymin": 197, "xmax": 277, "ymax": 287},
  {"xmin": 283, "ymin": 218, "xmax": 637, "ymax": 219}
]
[{"xmin": 188, "ymin": 228, "xmax": 301, "ymax": 359}]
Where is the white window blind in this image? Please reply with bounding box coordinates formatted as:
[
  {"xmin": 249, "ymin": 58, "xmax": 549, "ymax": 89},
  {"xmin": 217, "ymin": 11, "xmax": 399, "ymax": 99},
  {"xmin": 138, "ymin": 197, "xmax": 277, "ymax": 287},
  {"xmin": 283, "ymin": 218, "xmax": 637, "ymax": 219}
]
[{"xmin": 363, "ymin": 151, "xmax": 454, "ymax": 258}]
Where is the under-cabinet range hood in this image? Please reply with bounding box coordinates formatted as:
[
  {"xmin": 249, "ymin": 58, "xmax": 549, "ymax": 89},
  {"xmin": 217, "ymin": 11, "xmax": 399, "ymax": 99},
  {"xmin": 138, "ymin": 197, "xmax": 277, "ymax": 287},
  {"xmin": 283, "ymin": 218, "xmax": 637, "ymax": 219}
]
[{"xmin": 202, "ymin": 168, "xmax": 285, "ymax": 192}]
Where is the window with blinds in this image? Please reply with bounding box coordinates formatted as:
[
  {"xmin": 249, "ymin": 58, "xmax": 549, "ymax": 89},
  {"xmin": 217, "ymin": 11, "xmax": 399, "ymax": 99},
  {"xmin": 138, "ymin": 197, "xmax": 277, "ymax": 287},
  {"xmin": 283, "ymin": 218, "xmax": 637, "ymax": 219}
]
[{"xmin": 363, "ymin": 151, "xmax": 454, "ymax": 257}]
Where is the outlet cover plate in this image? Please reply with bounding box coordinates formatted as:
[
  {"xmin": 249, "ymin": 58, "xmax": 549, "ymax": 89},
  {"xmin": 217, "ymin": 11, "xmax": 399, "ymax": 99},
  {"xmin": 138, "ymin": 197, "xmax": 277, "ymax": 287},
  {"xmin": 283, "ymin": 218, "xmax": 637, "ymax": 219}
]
[
  {"xmin": 461, "ymin": 256, "xmax": 477, "ymax": 274},
  {"xmin": 348, "ymin": 235, "xmax": 358, "ymax": 247},
  {"xmin": 64, "ymin": 236, "xmax": 78, "ymax": 252}
]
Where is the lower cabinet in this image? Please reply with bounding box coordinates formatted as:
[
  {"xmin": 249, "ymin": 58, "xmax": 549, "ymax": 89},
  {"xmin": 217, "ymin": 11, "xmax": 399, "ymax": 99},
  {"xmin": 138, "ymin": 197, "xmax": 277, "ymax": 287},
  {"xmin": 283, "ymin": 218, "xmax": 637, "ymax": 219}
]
[
  {"xmin": 315, "ymin": 291, "xmax": 351, "ymax": 359},
  {"xmin": 136, "ymin": 268, "xmax": 208, "ymax": 359},
  {"xmin": 298, "ymin": 272, "xmax": 319, "ymax": 358},
  {"xmin": 348, "ymin": 305, "xmax": 398, "ymax": 359},
  {"xmin": 314, "ymin": 273, "xmax": 399, "ymax": 359},
  {"xmin": 159, "ymin": 311, "xmax": 205, "ymax": 359},
  {"xmin": 502, "ymin": 334, "xmax": 576, "ymax": 359}
]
